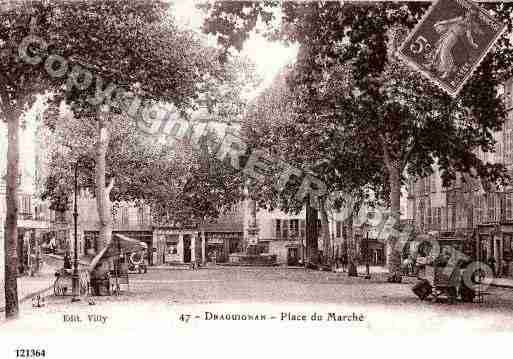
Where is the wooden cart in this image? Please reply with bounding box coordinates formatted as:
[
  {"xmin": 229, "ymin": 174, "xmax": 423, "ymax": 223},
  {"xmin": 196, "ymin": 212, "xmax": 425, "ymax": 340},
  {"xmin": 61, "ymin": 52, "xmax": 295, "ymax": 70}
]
[
  {"xmin": 431, "ymin": 263, "xmax": 460, "ymax": 304},
  {"xmin": 89, "ymin": 234, "xmax": 147, "ymax": 296},
  {"xmin": 415, "ymin": 257, "xmax": 478, "ymax": 304}
]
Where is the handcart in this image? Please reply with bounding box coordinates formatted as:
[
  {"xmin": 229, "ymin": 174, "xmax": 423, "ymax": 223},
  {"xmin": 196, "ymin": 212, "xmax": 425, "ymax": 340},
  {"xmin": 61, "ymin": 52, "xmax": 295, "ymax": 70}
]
[
  {"xmin": 431, "ymin": 263, "xmax": 460, "ymax": 304},
  {"xmin": 89, "ymin": 234, "xmax": 147, "ymax": 296},
  {"xmin": 412, "ymin": 256, "xmax": 478, "ymax": 304}
]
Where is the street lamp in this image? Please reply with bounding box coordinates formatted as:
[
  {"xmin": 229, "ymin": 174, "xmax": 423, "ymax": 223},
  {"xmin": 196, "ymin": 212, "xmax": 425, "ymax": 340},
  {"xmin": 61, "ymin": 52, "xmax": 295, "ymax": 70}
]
[
  {"xmin": 72, "ymin": 156, "xmax": 90, "ymax": 302},
  {"xmin": 363, "ymin": 222, "xmax": 371, "ymax": 280}
]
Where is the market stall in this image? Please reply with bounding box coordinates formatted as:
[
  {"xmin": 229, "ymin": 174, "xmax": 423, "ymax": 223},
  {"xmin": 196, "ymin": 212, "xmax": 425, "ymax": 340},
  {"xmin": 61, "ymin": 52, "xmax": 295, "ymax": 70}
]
[{"xmin": 89, "ymin": 233, "xmax": 147, "ymax": 295}]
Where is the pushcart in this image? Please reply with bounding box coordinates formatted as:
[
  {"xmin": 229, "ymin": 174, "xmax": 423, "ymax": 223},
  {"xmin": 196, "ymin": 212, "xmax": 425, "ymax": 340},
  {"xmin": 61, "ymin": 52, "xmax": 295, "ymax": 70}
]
[
  {"xmin": 89, "ymin": 234, "xmax": 147, "ymax": 296},
  {"xmin": 431, "ymin": 263, "xmax": 460, "ymax": 304},
  {"xmin": 412, "ymin": 259, "xmax": 478, "ymax": 304}
]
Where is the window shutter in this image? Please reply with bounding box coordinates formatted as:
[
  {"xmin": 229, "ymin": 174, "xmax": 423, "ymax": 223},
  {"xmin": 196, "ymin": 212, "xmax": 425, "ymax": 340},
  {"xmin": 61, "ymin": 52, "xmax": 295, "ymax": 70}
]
[
  {"xmin": 282, "ymin": 219, "xmax": 288, "ymax": 239},
  {"xmin": 275, "ymin": 219, "xmax": 281, "ymax": 239}
]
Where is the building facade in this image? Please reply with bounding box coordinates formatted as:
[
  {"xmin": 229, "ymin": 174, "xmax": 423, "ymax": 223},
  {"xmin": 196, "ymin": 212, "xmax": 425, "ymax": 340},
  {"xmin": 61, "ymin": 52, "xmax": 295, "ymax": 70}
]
[
  {"xmin": 407, "ymin": 78, "xmax": 513, "ymax": 278},
  {"xmin": 152, "ymin": 203, "xmax": 244, "ymax": 266},
  {"xmin": 0, "ymin": 118, "xmax": 51, "ymax": 275},
  {"xmin": 242, "ymin": 199, "xmax": 388, "ymax": 266}
]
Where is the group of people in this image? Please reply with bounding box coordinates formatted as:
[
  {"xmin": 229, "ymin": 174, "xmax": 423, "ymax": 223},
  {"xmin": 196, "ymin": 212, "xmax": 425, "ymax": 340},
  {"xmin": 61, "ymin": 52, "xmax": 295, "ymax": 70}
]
[
  {"xmin": 485, "ymin": 256, "xmax": 510, "ymax": 278},
  {"xmin": 334, "ymin": 252, "xmax": 349, "ymax": 271},
  {"xmin": 402, "ymin": 247, "xmax": 509, "ymax": 280}
]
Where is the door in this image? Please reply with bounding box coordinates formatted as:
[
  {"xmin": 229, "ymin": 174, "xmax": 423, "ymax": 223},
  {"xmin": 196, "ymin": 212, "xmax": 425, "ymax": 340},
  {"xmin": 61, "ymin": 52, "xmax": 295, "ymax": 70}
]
[
  {"xmin": 287, "ymin": 247, "xmax": 298, "ymax": 266},
  {"xmin": 183, "ymin": 235, "xmax": 191, "ymax": 263}
]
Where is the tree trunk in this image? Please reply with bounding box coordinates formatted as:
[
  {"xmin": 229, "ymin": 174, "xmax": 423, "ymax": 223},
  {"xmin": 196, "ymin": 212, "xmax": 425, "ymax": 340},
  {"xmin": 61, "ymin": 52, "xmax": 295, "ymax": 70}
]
[
  {"xmin": 305, "ymin": 196, "xmax": 319, "ymax": 265},
  {"xmin": 386, "ymin": 160, "xmax": 403, "ymax": 282},
  {"xmin": 4, "ymin": 110, "xmax": 19, "ymax": 319},
  {"xmin": 346, "ymin": 212, "xmax": 358, "ymax": 277},
  {"xmin": 319, "ymin": 197, "xmax": 331, "ymax": 265},
  {"xmin": 95, "ymin": 117, "xmax": 113, "ymax": 255}
]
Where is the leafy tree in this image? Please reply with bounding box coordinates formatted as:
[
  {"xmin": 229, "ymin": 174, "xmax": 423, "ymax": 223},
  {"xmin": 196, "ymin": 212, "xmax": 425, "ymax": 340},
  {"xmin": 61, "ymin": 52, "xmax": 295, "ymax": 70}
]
[
  {"xmin": 1, "ymin": 0, "xmax": 60, "ymax": 318},
  {"xmin": 203, "ymin": 2, "xmax": 513, "ymax": 281},
  {"xmin": 241, "ymin": 67, "xmax": 384, "ymax": 271},
  {"xmin": 0, "ymin": 0, "xmax": 221, "ymax": 317},
  {"xmin": 42, "ymin": 51, "xmax": 258, "ymax": 242}
]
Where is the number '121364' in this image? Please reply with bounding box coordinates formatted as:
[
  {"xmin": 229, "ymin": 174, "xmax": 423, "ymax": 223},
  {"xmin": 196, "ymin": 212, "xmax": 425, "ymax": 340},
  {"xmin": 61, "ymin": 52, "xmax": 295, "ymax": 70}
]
[{"xmin": 16, "ymin": 349, "xmax": 46, "ymax": 358}]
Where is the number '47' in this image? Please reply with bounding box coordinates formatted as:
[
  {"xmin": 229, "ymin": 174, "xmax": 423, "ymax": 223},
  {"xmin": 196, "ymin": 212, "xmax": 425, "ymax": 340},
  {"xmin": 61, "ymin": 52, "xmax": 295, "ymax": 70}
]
[{"xmin": 179, "ymin": 314, "xmax": 191, "ymax": 323}]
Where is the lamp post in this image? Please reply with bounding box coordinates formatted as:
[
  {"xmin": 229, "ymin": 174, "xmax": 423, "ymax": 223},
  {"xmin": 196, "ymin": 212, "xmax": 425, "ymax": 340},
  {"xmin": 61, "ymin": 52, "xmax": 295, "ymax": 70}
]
[
  {"xmin": 71, "ymin": 159, "xmax": 81, "ymax": 302},
  {"xmin": 363, "ymin": 222, "xmax": 371, "ymax": 280}
]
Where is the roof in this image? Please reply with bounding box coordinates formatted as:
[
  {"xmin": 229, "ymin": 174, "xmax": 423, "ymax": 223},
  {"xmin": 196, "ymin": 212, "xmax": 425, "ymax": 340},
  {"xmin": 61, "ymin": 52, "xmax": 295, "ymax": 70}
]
[{"xmin": 89, "ymin": 234, "xmax": 147, "ymax": 272}]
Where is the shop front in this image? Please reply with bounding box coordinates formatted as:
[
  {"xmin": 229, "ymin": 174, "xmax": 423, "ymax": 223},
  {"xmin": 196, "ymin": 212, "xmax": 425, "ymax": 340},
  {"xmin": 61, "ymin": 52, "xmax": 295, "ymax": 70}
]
[
  {"xmin": 502, "ymin": 230, "xmax": 513, "ymax": 277},
  {"xmin": 477, "ymin": 224, "xmax": 505, "ymax": 277},
  {"xmin": 355, "ymin": 228, "xmax": 386, "ymax": 266},
  {"xmin": 17, "ymin": 219, "xmax": 51, "ymax": 275},
  {"xmin": 153, "ymin": 226, "xmax": 203, "ymax": 265},
  {"xmin": 114, "ymin": 230, "xmax": 153, "ymax": 265},
  {"xmin": 205, "ymin": 232, "xmax": 242, "ymax": 263},
  {"xmin": 367, "ymin": 240, "xmax": 385, "ymax": 266},
  {"xmin": 479, "ymin": 224, "xmax": 513, "ymax": 278}
]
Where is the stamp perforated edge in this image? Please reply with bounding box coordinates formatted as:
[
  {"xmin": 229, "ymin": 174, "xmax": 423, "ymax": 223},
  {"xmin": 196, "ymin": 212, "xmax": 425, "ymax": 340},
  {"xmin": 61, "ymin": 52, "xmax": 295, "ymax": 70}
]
[{"xmin": 395, "ymin": 0, "xmax": 507, "ymax": 97}]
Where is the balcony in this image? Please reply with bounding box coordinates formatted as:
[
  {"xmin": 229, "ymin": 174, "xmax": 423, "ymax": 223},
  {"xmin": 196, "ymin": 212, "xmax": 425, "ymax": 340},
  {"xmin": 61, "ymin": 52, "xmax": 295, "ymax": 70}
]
[{"xmin": 18, "ymin": 212, "xmax": 33, "ymax": 221}]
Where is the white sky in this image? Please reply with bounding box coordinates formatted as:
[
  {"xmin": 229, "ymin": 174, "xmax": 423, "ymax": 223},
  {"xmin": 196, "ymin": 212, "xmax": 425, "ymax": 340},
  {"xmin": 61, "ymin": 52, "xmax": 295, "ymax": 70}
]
[{"xmin": 172, "ymin": 1, "xmax": 298, "ymax": 96}]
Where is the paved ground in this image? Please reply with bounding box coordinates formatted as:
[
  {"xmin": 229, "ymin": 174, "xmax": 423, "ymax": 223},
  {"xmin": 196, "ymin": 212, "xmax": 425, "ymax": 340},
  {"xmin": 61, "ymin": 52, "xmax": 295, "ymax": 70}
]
[
  {"xmin": 1, "ymin": 266, "xmax": 513, "ymax": 333},
  {"xmin": 0, "ymin": 263, "xmax": 57, "ymax": 311}
]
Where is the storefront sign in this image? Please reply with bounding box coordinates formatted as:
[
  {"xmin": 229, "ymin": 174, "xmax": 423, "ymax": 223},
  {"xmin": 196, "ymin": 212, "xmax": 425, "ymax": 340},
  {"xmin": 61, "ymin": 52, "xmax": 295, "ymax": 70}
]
[{"xmin": 208, "ymin": 237, "xmax": 224, "ymax": 245}]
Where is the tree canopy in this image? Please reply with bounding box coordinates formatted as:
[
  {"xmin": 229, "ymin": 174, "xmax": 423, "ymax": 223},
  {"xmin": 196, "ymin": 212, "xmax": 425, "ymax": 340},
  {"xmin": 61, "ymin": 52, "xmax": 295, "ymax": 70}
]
[{"xmin": 202, "ymin": 1, "xmax": 513, "ymax": 278}]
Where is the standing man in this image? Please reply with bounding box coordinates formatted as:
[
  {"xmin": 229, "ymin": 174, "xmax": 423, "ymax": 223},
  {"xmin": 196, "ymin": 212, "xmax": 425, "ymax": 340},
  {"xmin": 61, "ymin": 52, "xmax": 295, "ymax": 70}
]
[
  {"xmin": 488, "ymin": 256, "xmax": 497, "ymax": 277},
  {"xmin": 49, "ymin": 235, "xmax": 57, "ymax": 254}
]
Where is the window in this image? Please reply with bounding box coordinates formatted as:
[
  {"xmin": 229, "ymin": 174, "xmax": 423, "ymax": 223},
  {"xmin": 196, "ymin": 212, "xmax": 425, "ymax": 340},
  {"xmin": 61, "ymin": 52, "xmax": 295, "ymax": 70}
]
[
  {"xmin": 488, "ymin": 194, "xmax": 495, "ymax": 222},
  {"xmin": 275, "ymin": 219, "xmax": 281, "ymax": 239},
  {"xmin": 137, "ymin": 207, "xmax": 145, "ymax": 225},
  {"xmin": 506, "ymin": 193, "xmax": 513, "ymax": 221},
  {"xmin": 165, "ymin": 235, "xmax": 178, "ymax": 255},
  {"xmin": 121, "ymin": 207, "xmax": 129, "ymax": 225},
  {"xmin": 437, "ymin": 207, "xmax": 442, "ymax": 228},
  {"xmin": 418, "ymin": 200, "xmax": 424, "ymax": 229},
  {"xmin": 290, "ymin": 219, "xmax": 299, "ymax": 237},
  {"xmin": 84, "ymin": 231, "xmax": 98, "ymax": 255},
  {"xmin": 476, "ymin": 195, "xmax": 483, "ymax": 224},
  {"xmin": 336, "ymin": 221, "xmax": 341, "ymax": 238},
  {"xmin": 300, "ymin": 220, "xmax": 306, "ymax": 238},
  {"xmin": 18, "ymin": 195, "xmax": 31, "ymax": 215},
  {"xmin": 496, "ymin": 194, "xmax": 502, "ymax": 222}
]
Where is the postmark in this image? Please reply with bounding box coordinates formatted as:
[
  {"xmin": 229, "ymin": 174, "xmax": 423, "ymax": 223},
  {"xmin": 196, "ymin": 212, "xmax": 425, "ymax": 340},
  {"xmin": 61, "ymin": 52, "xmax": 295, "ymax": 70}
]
[{"xmin": 396, "ymin": 0, "xmax": 506, "ymax": 97}]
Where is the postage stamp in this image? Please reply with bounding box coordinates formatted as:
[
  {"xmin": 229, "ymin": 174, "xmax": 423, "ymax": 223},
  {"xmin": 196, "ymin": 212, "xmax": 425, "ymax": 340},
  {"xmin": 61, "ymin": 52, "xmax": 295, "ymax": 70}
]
[{"xmin": 396, "ymin": 0, "xmax": 506, "ymax": 97}]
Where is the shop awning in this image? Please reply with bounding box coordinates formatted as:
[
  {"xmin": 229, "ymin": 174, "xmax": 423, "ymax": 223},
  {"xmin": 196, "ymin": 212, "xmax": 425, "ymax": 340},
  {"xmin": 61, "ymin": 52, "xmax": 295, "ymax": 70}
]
[{"xmin": 89, "ymin": 233, "xmax": 147, "ymax": 272}]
